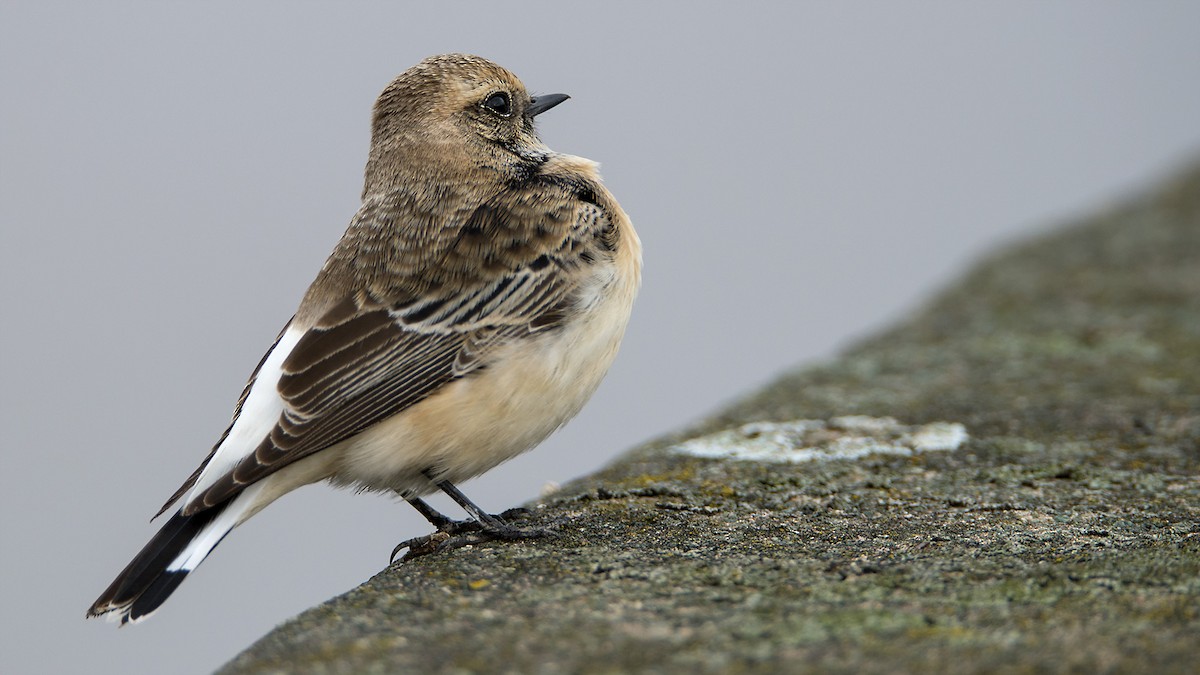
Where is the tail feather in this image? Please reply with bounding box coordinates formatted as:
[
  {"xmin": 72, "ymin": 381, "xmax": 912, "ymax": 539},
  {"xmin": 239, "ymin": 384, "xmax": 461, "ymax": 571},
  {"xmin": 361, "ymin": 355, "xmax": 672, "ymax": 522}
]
[
  {"xmin": 125, "ymin": 567, "xmax": 191, "ymax": 623},
  {"xmin": 88, "ymin": 498, "xmax": 237, "ymax": 625}
]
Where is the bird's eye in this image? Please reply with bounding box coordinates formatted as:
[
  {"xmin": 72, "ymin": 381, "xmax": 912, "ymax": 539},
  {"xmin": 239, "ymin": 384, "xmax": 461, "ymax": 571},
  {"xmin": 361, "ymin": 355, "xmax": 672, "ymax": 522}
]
[{"xmin": 482, "ymin": 91, "xmax": 512, "ymax": 116}]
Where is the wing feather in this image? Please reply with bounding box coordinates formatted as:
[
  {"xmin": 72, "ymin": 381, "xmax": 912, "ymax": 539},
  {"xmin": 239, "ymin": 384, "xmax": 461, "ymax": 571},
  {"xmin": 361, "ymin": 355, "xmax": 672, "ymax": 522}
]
[{"xmin": 178, "ymin": 176, "xmax": 617, "ymax": 513}]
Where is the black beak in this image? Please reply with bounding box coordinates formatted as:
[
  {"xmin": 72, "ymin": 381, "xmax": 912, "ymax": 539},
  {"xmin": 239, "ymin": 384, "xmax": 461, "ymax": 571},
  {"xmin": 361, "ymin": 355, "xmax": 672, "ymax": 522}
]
[{"xmin": 528, "ymin": 93, "xmax": 570, "ymax": 117}]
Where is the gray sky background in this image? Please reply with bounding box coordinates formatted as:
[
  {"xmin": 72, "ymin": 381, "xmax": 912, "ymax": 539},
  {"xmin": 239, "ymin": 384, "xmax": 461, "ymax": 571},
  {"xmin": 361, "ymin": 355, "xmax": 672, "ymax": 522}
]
[{"xmin": 3, "ymin": 3, "xmax": 1199, "ymax": 673}]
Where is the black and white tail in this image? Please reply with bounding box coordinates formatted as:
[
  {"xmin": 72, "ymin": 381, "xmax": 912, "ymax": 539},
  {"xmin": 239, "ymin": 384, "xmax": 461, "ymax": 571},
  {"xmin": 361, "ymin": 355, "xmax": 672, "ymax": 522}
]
[
  {"xmin": 87, "ymin": 493, "xmax": 251, "ymax": 624},
  {"xmin": 89, "ymin": 324, "xmax": 299, "ymax": 624}
]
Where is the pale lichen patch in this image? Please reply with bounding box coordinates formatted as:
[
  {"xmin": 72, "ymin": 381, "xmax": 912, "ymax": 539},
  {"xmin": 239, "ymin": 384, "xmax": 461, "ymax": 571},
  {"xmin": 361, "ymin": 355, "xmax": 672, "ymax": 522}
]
[{"xmin": 672, "ymin": 417, "xmax": 969, "ymax": 464}]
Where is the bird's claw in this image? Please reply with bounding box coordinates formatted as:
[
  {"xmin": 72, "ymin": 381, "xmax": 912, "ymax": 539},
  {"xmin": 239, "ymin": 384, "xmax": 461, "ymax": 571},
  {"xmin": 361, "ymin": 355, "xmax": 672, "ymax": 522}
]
[{"xmin": 390, "ymin": 530, "xmax": 451, "ymax": 563}]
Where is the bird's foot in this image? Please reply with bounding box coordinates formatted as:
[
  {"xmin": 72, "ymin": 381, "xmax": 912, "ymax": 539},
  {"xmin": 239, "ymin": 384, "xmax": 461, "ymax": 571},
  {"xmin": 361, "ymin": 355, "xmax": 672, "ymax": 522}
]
[
  {"xmin": 436, "ymin": 507, "xmax": 534, "ymax": 536},
  {"xmin": 389, "ymin": 508, "xmax": 554, "ymax": 563}
]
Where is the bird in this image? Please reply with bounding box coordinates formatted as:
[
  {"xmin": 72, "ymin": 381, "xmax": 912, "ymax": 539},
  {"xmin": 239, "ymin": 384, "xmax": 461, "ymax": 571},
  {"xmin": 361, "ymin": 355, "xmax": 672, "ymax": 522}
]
[{"xmin": 87, "ymin": 53, "xmax": 642, "ymax": 625}]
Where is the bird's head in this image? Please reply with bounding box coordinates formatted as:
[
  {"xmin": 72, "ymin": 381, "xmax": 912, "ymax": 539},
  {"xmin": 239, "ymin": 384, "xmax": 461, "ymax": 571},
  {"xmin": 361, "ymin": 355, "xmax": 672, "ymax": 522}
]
[{"xmin": 364, "ymin": 54, "xmax": 569, "ymax": 195}]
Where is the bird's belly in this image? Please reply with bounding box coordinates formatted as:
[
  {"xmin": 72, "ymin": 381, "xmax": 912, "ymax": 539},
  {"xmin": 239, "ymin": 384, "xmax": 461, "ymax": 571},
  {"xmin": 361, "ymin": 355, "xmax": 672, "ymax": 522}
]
[{"xmin": 329, "ymin": 279, "xmax": 634, "ymax": 496}]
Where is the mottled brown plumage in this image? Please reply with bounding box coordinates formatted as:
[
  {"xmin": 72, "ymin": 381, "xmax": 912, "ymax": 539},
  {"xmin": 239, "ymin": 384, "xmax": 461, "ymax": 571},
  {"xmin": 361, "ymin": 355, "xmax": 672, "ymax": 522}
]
[{"xmin": 90, "ymin": 53, "xmax": 641, "ymax": 624}]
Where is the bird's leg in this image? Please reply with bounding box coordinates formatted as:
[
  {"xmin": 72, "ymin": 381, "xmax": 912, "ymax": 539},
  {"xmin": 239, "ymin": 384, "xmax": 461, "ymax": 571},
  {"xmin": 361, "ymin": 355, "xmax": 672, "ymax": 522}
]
[
  {"xmin": 405, "ymin": 496, "xmax": 456, "ymax": 530},
  {"xmin": 406, "ymin": 493, "xmax": 533, "ymax": 535},
  {"xmin": 405, "ymin": 495, "xmax": 530, "ymax": 535},
  {"xmin": 390, "ymin": 472, "xmax": 552, "ymax": 563},
  {"xmin": 429, "ymin": 476, "xmax": 518, "ymax": 532}
]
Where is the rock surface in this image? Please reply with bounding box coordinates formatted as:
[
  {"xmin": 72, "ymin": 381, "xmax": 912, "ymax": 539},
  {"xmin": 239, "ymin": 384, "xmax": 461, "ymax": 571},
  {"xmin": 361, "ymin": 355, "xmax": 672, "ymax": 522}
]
[{"xmin": 221, "ymin": 162, "xmax": 1200, "ymax": 674}]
